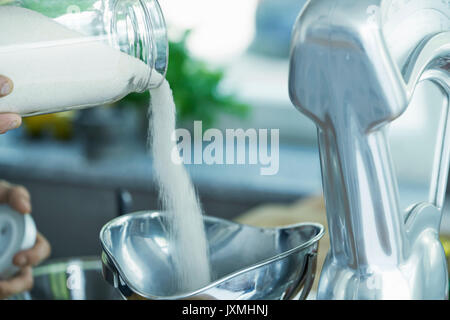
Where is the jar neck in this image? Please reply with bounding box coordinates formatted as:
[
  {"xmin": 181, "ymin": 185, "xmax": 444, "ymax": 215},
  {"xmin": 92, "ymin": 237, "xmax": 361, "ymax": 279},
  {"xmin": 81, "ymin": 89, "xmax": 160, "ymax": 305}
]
[{"xmin": 109, "ymin": 0, "xmax": 168, "ymax": 90}]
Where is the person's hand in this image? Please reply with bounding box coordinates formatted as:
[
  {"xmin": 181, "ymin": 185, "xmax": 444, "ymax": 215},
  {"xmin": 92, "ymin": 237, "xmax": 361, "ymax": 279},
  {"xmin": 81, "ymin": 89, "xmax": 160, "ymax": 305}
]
[
  {"xmin": 0, "ymin": 181, "xmax": 51, "ymax": 299},
  {"xmin": 0, "ymin": 75, "xmax": 21, "ymax": 134}
]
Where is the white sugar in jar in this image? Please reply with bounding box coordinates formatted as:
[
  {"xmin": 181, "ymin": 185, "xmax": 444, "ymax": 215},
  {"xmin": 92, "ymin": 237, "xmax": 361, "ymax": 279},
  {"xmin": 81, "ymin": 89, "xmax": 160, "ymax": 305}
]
[{"xmin": 0, "ymin": 1, "xmax": 168, "ymax": 116}]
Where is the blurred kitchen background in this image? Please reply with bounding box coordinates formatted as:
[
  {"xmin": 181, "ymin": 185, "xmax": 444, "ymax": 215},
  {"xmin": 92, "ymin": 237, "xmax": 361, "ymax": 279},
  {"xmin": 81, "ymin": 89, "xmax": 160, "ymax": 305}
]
[{"xmin": 0, "ymin": 0, "xmax": 448, "ymax": 271}]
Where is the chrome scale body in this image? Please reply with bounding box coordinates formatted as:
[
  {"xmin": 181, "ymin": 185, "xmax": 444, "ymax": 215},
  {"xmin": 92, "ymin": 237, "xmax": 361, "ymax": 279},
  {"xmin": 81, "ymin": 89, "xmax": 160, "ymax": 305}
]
[{"xmin": 289, "ymin": 0, "xmax": 450, "ymax": 299}]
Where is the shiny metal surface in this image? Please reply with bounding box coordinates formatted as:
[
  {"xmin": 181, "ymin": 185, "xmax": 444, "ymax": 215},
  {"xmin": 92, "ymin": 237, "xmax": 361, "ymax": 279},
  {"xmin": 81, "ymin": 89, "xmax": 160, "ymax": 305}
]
[
  {"xmin": 100, "ymin": 211, "xmax": 324, "ymax": 300},
  {"xmin": 289, "ymin": 0, "xmax": 450, "ymax": 299},
  {"xmin": 12, "ymin": 257, "xmax": 121, "ymax": 300}
]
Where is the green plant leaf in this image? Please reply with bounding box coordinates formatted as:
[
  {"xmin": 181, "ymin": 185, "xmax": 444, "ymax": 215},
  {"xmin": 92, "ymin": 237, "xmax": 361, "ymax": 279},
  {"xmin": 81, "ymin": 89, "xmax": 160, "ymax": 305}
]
[{"xmin": 21, "ymin": 0, "xmax": 96, "ymax": 18}]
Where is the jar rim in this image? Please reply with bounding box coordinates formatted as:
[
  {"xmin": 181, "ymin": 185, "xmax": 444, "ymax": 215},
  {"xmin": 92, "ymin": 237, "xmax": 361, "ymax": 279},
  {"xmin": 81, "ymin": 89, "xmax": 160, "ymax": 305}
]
[{"xmin": 111, "ymin": 0, "xmax": 168, "ymax": 90}]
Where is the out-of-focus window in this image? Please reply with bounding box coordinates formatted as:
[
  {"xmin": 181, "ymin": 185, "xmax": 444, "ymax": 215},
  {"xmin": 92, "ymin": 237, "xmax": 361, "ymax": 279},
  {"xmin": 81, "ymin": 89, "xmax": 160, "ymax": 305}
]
[{"xmin": 159, "ymin": 0, "xmax": 259, "ymax": 62}]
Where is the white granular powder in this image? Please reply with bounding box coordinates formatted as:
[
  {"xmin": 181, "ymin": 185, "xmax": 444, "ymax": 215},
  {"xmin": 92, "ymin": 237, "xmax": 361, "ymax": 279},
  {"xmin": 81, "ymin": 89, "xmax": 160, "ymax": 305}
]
[
  {"xmin": 149, "ymin": 80, "xmax": 211, "ymax": 292},
  {"xmin": 0, "ymin": 6, "xmax": 211, "ymax": 292},
  {"xmin": 0, "ymin": 6, "xmax": 150, "ymax": 115}
]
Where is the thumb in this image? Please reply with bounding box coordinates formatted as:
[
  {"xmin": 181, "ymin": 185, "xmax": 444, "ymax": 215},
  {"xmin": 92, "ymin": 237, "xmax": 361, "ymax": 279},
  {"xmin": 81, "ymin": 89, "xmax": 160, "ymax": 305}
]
[{"xmin": 0, "ymin": 75, "xmax": 13, "ymax": 97}]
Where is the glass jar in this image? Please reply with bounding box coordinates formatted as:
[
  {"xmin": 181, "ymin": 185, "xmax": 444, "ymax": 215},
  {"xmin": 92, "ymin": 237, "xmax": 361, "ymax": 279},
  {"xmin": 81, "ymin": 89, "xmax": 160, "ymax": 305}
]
[{"xmin": 0, "ymin": 0, "xmax": 168, "ymax": 116}]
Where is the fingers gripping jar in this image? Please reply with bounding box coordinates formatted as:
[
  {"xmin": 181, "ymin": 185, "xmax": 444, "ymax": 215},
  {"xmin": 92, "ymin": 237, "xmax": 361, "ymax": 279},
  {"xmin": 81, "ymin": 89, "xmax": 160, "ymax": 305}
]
[{"xmin": 0, "ymin": 0, "xmax": 168, "ymax": 116}]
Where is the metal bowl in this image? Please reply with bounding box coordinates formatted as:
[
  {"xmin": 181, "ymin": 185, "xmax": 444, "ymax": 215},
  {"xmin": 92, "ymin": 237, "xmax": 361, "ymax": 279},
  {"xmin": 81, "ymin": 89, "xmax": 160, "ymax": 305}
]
[
  {"xmin": 13, "ymin": 257, "xmax": 122, "ymax": 300},
  {"xmin": 100, "ymin": 211, "xmax": 324, "ymax": 300}
]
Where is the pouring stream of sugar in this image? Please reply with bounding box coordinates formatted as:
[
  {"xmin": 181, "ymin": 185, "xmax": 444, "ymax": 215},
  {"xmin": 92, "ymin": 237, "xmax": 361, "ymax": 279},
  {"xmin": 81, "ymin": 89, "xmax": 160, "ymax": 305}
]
[
  {"xmin": 0, "ymin": 6, "xmax": 211, "ymax": 292},
  {"xmin": 149, "ymin": 74, "xmax": 211, "ymax": 291}
]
